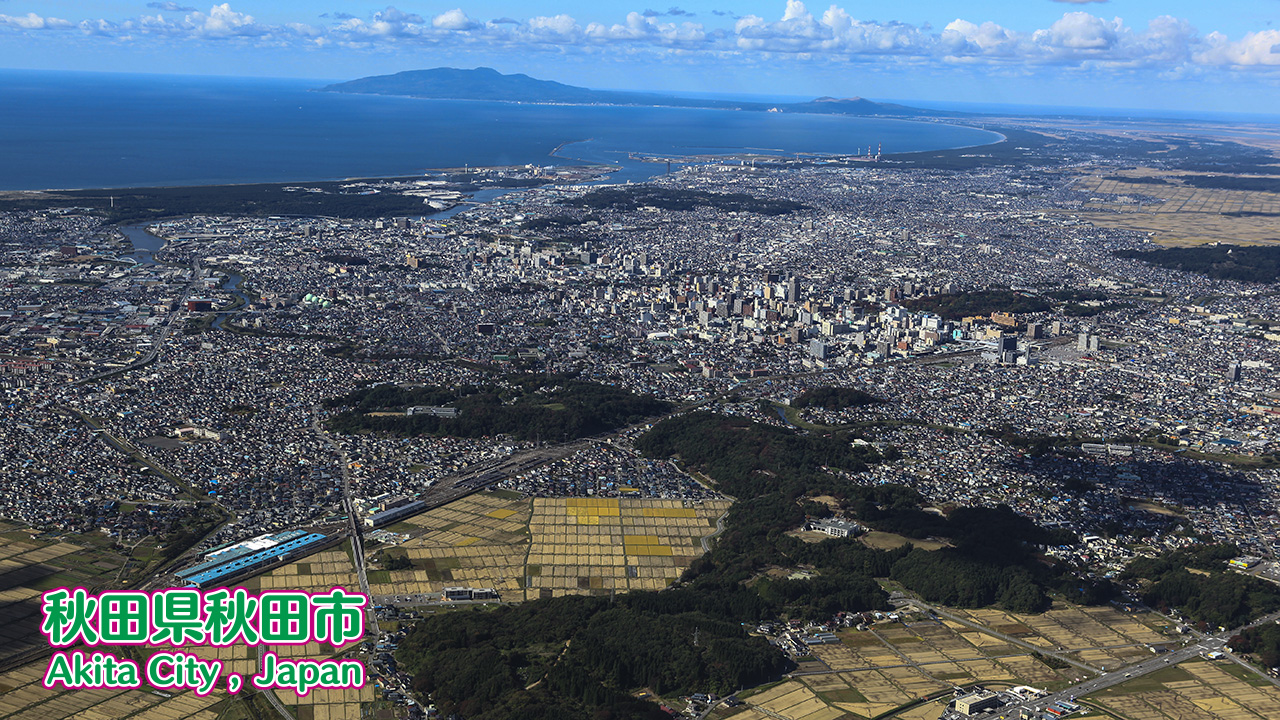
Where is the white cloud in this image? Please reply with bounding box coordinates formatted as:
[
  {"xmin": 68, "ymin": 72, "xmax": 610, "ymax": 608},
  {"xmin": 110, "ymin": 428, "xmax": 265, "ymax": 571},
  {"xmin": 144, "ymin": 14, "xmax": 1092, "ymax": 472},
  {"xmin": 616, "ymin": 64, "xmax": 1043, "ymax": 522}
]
[
  {"xmin": 189, "ymin": 3, "xmax": 265, "ymax": 38},
  {"xmin": 0, "ymin": 1, "xmax": 1276, "ymax": 76},
  {"xmin": 433, "ymin": 9, "xmax": 479, "ymax": 31},
  {"xmin": 1196, "ymin": 29, "xmax": 1280, "ymax": 66},
  {"xmin": 519, "ymin": 14, "xmax": 583, "ymax": 44},
  {"xmin": 376, "ymin": 7, "xmax": 422, "ymax": 25},
  {"xmin": 1034, "ymin": 12, "xmax": 1120, "ymax": 50},
  {"xmin": 734, "ymin": 1, "xmax": 930, "ymax": 54},
  {"xmin": 584, "ymin": 11, "xmax": 707, "ymax": 47},
  {"xmin": 0, "ymin": 12, "xmax": 72, "ymax": 29},
  {"xmin": 940, "ymin": 19, "xmax": 1019, "ymax": 56}
]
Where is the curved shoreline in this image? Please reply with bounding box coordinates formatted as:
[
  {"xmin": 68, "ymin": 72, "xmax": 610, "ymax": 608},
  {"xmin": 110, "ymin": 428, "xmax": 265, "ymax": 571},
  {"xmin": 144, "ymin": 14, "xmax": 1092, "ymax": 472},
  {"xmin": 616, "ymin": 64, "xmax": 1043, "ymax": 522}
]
[{"xmin": 9, "ymin": 104, "xmax": 1006, "ymax": 193}]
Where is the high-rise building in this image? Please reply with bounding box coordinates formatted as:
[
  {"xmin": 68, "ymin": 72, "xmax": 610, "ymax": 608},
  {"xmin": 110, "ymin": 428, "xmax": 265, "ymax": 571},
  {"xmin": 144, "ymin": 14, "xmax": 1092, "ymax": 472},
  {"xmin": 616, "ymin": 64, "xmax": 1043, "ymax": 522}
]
[
  {"xmin": 1228, "ymin": 363, "xmax": 1242, "ymax": 382},
  {"xmin": 1026, "ymin": 322, "xmax": 1043, "ymax": 339},
  {"xmin": 786, "ymin": 276, "xmax": 801, "ymax": 303}
]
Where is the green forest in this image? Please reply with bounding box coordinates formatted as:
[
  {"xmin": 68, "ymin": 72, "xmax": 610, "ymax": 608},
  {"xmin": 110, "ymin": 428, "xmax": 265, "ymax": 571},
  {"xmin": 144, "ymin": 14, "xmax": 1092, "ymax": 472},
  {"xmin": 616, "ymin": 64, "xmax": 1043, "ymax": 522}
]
[
  {"xmin": 903, "ymin": 290, "xmax": 1052, "ymax": 319},
  {"xmin": 1114, "ymin": 245, "xmax": 1280, "ymax": 283},
  {"xmin": 392, "ymin": 410, "xmax": 1120, "ymax": 718},
  {"xmin": 397, "ymin": 596, "xmax": 789, "ymax": 720},
  {"xmin": 324, "ymin": 375, "xmax": 672, "ymax": 442},
  {"xmin": 790, "ymin": 387, "xmax": 883, "ymax": 410},
  {"xmin": 1123, "ymin": 544, "xmax": 1280, "ymax": 629},
  {"xmin": 1229, "ymin": 623, "xmax": 1280, "ymax": 669},
  {"xmin": 563, "ymin": 187, "xmax": 807, "ymax": 215}
]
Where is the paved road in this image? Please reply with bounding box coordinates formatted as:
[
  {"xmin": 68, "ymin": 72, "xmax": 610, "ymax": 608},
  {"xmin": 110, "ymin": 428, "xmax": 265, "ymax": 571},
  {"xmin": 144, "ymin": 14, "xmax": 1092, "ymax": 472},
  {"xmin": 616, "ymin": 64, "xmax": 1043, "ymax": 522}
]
[
  {"xmin": 77, "ymin": 260, "xmax": 203, "ymax": 385},
  {"xmin": 789, "ymin": 644, "xmax": 1158, "ymax": 679},
  {"xmin": 701, "ymin": 505, "xmax": 730, "ymax": 553},
  {"xmin": 310, "ymin": 405, "xmax": 379, "ymax": 637},
  {"xmin": 994, "ymin": 609, "xmax": 1280, "ymax": 719}
]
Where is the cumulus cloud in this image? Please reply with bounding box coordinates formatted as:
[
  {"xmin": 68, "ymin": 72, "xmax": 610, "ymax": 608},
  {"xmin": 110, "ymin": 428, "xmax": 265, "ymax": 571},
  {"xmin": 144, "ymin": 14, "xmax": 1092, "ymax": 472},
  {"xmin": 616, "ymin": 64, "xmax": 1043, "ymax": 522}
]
[
  {"xmin": 433, "ymin": 8, "xmax": 479, "ymax": 31},
  {"xmin": 1197, "ymin": 29, "xmax": 1280, "ymax": 66},
  {"xmin": 735, "ymin": 1, "xmax": 930, "ymax": 54},
  {"xmin": 187, "ymin": 3, "xmax": 267, "ymax": 38},
  {"xmin": 375, "ymin": 7, "xmax": 423, "ymax": 24},
  {"xmin": 581, "ymin": 11, "xmax": 708, "ymax": 48},
  {"xmin": 0, "ymin": 12, "xmax": 72, "ymax": 29},
  {"xmin": 0, "ymin": 1, "xmax": 1276, "ymax": 76},
  {"xmin": 1034, "ymin": 12, "xmax": 1120, "ymax": 50}
]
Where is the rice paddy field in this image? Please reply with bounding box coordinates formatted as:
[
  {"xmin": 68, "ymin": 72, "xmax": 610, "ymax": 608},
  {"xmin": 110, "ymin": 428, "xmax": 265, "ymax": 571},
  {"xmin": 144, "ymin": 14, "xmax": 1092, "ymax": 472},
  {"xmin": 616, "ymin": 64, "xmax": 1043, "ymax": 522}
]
[
  {"xmin": 370, "ymin": 493, "xmax": 732, "ymax": 600},
  {"xmin": 0, "ymin": 545, "xmax": 375, "ymax": 720},
  {"xmin": 1071, "ymin": 171, "xmax": 1280, "ymax": 247},
  {"xmin": 0, "ymin": 492, "xmax": 730, "ymax": 719},
  {"xmin": 0, "ymin": 662, "xmax": 227, "ymax": 720},
  {"xmin": 713, "ymin": 602, "xmax": 1181, "ymax": 720},
  {"xmin": 0, "ymin": 499, "xmax": 1206, "ymax": 720},
  {"xmin": 1087, "ymin": 657, "xmax": 1280, "ymax": 720},
  {"xmin": 948, "ymin": 603, "xmax": 1173, "ymax": 671},
  {"xmin": 0, "ymin": 528, "xmax": 129, "ymax": 668}
]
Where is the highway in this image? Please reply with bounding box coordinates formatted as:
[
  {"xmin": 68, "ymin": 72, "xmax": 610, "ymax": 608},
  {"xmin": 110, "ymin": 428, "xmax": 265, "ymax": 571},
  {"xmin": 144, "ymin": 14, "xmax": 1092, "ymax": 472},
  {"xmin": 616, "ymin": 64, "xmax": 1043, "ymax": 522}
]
[
  {"xmin": 978, "ymin": 609, "xmax": 1280, "ymax": 719},
  {"xmin": 902, "ymin": 599, "xmax": 1099, "ymax": 675}
]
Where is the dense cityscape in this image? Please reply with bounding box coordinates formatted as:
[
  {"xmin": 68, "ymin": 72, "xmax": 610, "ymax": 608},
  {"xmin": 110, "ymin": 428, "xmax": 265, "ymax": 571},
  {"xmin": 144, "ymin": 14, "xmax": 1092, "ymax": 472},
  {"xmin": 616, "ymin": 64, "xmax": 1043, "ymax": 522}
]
[{"xmin": 3, "ymin": 119, "xmax": 1280, "ymax": 720}]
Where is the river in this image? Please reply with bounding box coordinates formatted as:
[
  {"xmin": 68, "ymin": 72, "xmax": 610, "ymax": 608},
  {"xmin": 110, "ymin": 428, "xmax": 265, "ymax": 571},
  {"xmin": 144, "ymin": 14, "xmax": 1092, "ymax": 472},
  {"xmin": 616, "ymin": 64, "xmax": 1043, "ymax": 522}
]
[{"xmin": 118, "ymin": 223, "xmax": 248, "ymax": 330}]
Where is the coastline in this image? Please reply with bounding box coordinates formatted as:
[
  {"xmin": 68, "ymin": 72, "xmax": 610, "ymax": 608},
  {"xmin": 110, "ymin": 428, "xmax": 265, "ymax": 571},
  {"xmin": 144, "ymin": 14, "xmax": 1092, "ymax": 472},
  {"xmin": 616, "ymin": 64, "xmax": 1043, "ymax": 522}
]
[
  {"xmin": 2, "ymin": 117, "xmax": 1006, "ymax": 195},
  {"xmin": 0, "ymin": 79, "xmax": 1006, "ymax": 193}
]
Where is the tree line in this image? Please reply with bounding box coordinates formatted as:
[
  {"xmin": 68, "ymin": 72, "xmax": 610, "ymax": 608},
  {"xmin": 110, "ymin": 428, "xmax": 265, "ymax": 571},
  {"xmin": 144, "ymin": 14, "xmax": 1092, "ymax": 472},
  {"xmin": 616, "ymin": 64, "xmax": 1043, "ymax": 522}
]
[{"xmin": 325, "ymin": 375, "xmax": 672, "ymax": 442}]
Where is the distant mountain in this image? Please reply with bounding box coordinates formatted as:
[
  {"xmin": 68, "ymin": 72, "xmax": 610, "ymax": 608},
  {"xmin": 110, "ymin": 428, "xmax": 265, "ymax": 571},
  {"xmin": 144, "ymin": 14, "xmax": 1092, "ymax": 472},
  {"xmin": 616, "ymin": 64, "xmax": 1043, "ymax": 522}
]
[{"xmin": 318, "ymin": 67, "xmax": 946, "ymax": 117}]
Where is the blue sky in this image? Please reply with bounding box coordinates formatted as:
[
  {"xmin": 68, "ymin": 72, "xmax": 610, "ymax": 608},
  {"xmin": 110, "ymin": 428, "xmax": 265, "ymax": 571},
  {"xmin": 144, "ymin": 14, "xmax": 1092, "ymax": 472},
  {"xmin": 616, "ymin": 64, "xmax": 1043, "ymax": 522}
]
[{"xmin": 3, "ymin": 1, "xmax": 1280, "ymax": 113}]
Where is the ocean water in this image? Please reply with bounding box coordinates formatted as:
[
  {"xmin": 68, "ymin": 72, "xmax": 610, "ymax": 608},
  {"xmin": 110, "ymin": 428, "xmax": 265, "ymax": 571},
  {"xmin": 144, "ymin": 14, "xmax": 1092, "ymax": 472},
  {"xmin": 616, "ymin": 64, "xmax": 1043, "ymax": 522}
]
[{"xmin": 0, "ymin": 70, "xmax": 1002, "ymax": 191}]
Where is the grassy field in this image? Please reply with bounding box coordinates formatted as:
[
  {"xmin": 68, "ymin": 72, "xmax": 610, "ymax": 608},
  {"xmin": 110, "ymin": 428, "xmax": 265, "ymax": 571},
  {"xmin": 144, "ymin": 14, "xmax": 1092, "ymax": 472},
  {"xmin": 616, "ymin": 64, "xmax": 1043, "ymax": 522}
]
[{"xmin": 858, "ymin": 530, "xmax": 948, "ymax": 552}]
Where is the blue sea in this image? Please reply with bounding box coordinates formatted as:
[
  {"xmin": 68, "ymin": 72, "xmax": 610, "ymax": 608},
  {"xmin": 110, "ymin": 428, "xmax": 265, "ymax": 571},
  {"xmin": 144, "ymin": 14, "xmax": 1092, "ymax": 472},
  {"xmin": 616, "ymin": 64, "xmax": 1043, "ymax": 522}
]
[{"xmin": 0, "ymin": 69, "xmax": 1003, "ymax": 191}]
